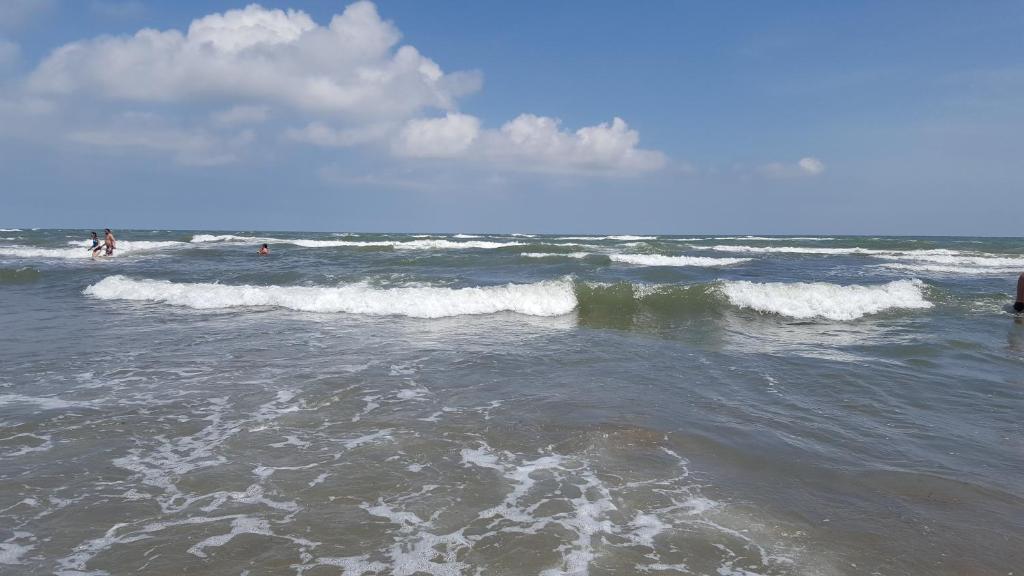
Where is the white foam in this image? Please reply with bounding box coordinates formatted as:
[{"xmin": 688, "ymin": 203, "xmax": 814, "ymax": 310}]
[
  {"xmin": 554, "ymin": 235, "xmax": 657, "ymax": 241},
  {"xmin": 0, "ymin": 394, "xmax": 93, "ymax": 410},
  {"xmin": 453, "ymin": 234, "xmax": 481, "ymax": 238},
  {"xmin": 693, "ymin": 244, "xmax": 885, "ymax": 255},
  {"xmin": 520, "ymin": 252, "xmax": 591, "ymax": 259},
  {"xmin": 84, "ymin": 276, "xmax": 578, "ymax": 318},
  {"xmin": 0, "ymin": 543, "xmax": 33, "ymax": 565},
  {"xmin": 712, "ymin": 236, "xmax": 835, "ymax": 241},
  {"xmin": 719, "ymin": 279, "xmax": 932, "ymax": 321},
  {"xmin": 187, "ymin": 516, "xmax": 273, "ymax": 558},
  {"xmin": 0, "ymin": 240, "xmax": 185, "ymax": 259},
  {"xmin": 0, "ymin": 228, "xmax": 22, "ymax": 232},
  {"xmin": 609, "ymin": 254, "xmax": 751, "ymax": 267},
  {"xmin": 878, "ymin": 262, "xmax": 1022, "ymax": 275},
  {"xmin": 190, "ymin": 234, "xmax": 523, "ymax": 250},
  {"xmin": 871, "ymin": 252, "xmax": 1024, "ymax": 276}
]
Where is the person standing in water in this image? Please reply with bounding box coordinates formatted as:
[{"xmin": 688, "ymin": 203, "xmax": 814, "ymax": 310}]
[
  {"xmin": 1015, "ymin": 273, "xmax": 1023, "ymax": 313},
  {"xmin": 88, "ymin": 232, "xmax": 102, "ymax": 256},
  {"xmin": 104, "ymin": 228, "xmax": 116, "ymax": 256},
  {"xmin": 257, "ymin": 243, "xmax": 269, "ymax": 256}
]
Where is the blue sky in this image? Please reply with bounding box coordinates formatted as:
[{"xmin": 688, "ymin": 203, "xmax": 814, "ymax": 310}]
[{"xmin": 0, "ymin": 0, "xmax": 1021, "ymax": 234}]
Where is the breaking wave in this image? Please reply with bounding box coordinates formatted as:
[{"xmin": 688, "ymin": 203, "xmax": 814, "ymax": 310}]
[
  {"xmin": 553, "ymin": 235, "xmax": 657, "ymax": 241},
  {"xmin": 190, "ymin": 234, "xmax": 522, "ymax": 250},
  {"xmin": 0, "ymin": 240, "xmax": 186, "ymax": 259},
  {"xmin": 84, "ymin": 276, "xmax": 933, "ymax": 322},
  {"xmin": 608, "ymin": 254, "xmax": 750, "ymax": 267},
  {"xmin": 521, "ymin": 252, "xmax": 592, "ymax": 259},
  {"xmin": 84, "ymin": 276, "xmax": 577, "ymax": 318},
  {"xmin": 718, "ymin": 279, "xmax": 932, "ymax": 321}
]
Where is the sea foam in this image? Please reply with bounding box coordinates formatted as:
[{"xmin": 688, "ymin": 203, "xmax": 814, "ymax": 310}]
[
  {"xmin": 0, "ymin": 240, "xmax": 185, "ymax": 259},
  {"xmin": 609, "ymin": 254, "xmax": 750, "ymax": 267},
  {"xmin": 190, "ymin": 234, "xmax": 522, "ymax": 250},
  {"xmin": 83, "ymin": 276, "xmax": 577, "ymax": 318},
  {"xmin": 719, "ymin": 279, "xmax": 931, "ymax": 320}
]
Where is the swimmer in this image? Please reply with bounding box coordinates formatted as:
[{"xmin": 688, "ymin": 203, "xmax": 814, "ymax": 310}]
[
  {"xmin": 257, "ymin": 243, "xmax": 269, "ymax": 256},
  {"xmin": 1015, "ymin": 273, "xmax": 1023, "ymax": 313},
  {"xmin": 103, "ymin": 228, "xmax": 116, "ymax": 256},
  {"xmin": 88, "ymin": 232, "xmax": 102, "ymax": 256}
]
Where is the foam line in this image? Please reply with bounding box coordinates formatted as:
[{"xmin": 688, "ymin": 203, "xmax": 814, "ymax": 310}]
[
  {"xmin": 83, "ymin": 275, "xmax": 578, "ymax": 318},
  {"xmin": 609, "ymin": 254, "xmax": 750, "ymax": 267},
  {"xmin": 719, "ymin": 279, "xmax": 932, "ymax": 320}
]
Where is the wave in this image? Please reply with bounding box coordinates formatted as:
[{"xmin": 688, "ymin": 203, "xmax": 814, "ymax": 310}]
[
  {"xmin": 608, "ymin": 254, "xmax": 750, "ymax": 267},
  {"xmin": 553, "ymin": 235, "xmax": 657, "ymax": 241},
  {"xmin": 711, "ymin": 236, "xmax": 836, "ymax": 241},
  {"xmin": 718, "ymin": 279, "xmax": 931, "ymax": 320},
  {"xmin": 0, "ymin": 228, "xmax": 22, "ymax": 232},
  {"xmin": 453, "ymin": 234, "xmax": 482, "ymax": 239},
  {"xmin": 691, "ymin": 244, "xmax": 890, "ymax": 255},
  {"xmin": 878, "ymin": 263, "xmax": 1023, "ymax": 275},
  {"xmin": 190, "ymin": 234, "xmax": 523, "ymax": 250},
  {"xmin": 83, "ymin": 276, "xmax": 577, "ymax": 318},
  {"xmin": 865, "ymin": 251, "xmax": 1024, "ymax": 275},
  {"xmin": 0, "ymin": 267, "xmax": 41, "ymax": 284},
  {"xmin": 520, "ymin": 252, "xmax": 591, "ymax": 259},
  {"xmin": 0, "ymin": 240, "xmax": 186, "ymax": 259},
  {"xmin": 84, "ymin": 275, "xmax": 934, "ymax": 322}
]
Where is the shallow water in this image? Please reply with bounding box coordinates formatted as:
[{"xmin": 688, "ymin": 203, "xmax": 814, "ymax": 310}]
[{"xmin": 1, "ymin": 230, "xmax": 1022, "ymax": 575}]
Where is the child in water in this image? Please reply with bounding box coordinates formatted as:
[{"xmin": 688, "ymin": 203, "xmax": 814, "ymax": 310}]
[
  {"xmin": 258, "ymin": 244, "xmax": 269, "ymax": 256},
  {"xmin": 89, "ymin": 232, "xmax": 102, "ymax": 256}
]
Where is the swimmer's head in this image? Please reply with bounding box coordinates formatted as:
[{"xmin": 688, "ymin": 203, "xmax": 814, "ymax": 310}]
[{"xmin": 1015, "ymin": 302, "xmax": 1023, "ymax": 313}]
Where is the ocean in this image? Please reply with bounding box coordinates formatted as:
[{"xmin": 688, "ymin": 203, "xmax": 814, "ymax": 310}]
[{"xmin": 0, "ymin": 229, "xmax": 1021, "ymax": 575}]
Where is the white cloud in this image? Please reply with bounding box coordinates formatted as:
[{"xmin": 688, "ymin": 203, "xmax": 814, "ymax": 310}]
[
  {"xmin": 392, "ymin": 113, "xmax": 665, "ymax": 174},
  {"xmin": 286, "ymin": 121, "xmax": 394, "ymax": 147},
  {"xmin": 392, "ymin": 113, "xmax": 480, "ymax": 158},
  {"xmin": 797, "ymin": 156, "xmax": 825, "ymax": 175},
  {"xmin": 27, "ymin": 1, "xmax": 480, "ymax": 119},
  {"xmin": 66, "ymin": 112, "xmax": 254, "ymax": 166},
  {"xmin": 759, "ymin": 156, "xmax": 826, "ymax": 178},
  {"xmin": 212, "ymin": 105, "xmax": 269, "ymax": 126},
  {"xmin": 7, "ymin": 1, "xmax": 666, "ymax": 177}
]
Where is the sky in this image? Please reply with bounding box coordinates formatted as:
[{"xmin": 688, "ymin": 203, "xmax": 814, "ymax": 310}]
[{"xmin": 0, "ymin": 0, "xmax": 1021, "ymax": 234}]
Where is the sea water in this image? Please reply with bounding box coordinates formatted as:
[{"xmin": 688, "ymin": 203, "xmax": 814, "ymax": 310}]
[{"xmin": 1, "ymin": 230, "xmax": 1022, "ymax": 575}]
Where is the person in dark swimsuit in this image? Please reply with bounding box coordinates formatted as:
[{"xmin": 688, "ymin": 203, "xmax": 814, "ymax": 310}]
[
  {"xmin": 89, "ymin": 232, "xmax": 102, "ymax": 256},
  {"xmin": 1015, "ymin": 273, "xmax": 1023, "ymax": 313}
]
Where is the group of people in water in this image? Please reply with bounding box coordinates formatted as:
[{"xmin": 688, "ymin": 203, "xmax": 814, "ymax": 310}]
[{"xmin": 89, "ymin": 229, "xmax": 116, "ymax": 257}]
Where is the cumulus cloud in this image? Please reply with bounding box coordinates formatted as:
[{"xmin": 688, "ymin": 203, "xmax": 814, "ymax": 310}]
[
  {"xmin": 759, "ymin": 156, "xmax": 826, "ymax": 178},
  {"xmin": 7, "ymin": 1, "xmax": 666, "ymax": 176},
  {"xmin": 392, "ymin": 113, "xmax": 665, "ymax": 174},
  {"xmin": 27, "ymin": 1, "xmax": 480, "ymax": 119},
  {"xmin": 392, "ymin": 113, "xmax": 480, "ymax": 158}
]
